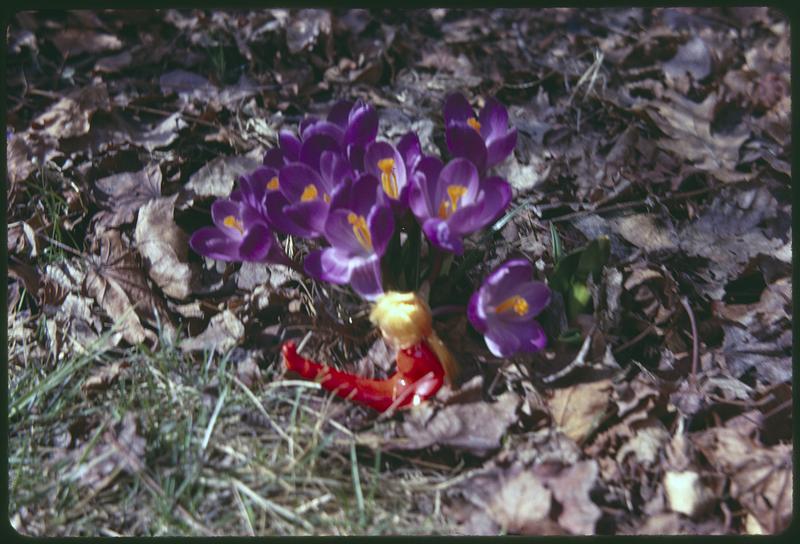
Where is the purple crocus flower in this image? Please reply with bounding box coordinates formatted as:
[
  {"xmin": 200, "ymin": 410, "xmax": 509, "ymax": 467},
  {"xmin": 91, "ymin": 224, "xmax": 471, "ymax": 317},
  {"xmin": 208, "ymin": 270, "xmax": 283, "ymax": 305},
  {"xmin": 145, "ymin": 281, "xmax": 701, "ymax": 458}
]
[
  {"xmin": 468, "ymin": 259, "xmax": 551, "ymax": 357},
  {"xmin": 408, "ymin": 157, "xmax": 512, "ymax": 254},
  {"xmin": 364, "ymin": 140, "xmax": 410, "ymax": 209},
  {"xmin": 264, "ymin": 150, "xmax": 353, "ymax": 238},
  {"xmin": 265, "ymin": 99, "xmax": 378, "ymax": 173},
  {"xmin": 444, "ymin": 93, "xmax": 518, "ymax": 172},
  {"xmin": 304, "ymin": 173, "xmax": 394, "ymax": 300},
  {"xmin": 190, "ymin": 197, "xmax": 287, "ymax": 264}
]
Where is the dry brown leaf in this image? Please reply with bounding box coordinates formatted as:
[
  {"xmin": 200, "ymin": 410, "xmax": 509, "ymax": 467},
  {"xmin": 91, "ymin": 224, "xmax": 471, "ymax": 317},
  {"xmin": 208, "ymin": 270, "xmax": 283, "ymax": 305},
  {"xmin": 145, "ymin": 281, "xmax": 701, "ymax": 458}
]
[
  {"xmin": 540, "ymin": 460, "xmax": 602, "ymax": 535},
  {"xmin": 76, "ymin": 413, "xmax": 146, "ymax": 492},
  {"xmin": 183, "ymin": 149, "xmax": 263, "ymax": 199},
  {"xmin": 394, "ymin": 391, "xmax": 519, "ymax": 456},
  {"xmin": 94, "ymin": 50, "xmax": 133, "ymax": 73},
  {"xmin": 488, "ymin": 466, "xmax": 553, "ymax": 534},
  {"xmin": 286, "ymin": 9, "xmax": 331, "ymax": 53},
  {"xmin": 547, "ymin": 379, "xmax": 613, "ymax": 444},
  {"xmin": 82, "ymin": 360, "xmax": 131, "ymax": 396},
  {"xmin": 84, "ymin": 230, "xmax": 157, "ymax": 346},
  {"xmin": 180, "ymin": 310, "xmax": 244, "ymax": 354},
  {"xmin": 635, "ymin": 90, "xmax": 750, "ymax": 183},
  {"xmin": 134, "ymin": 195, "xmax": 197, "ymax": 300},
  {"xmin": 94, "ymin": 164, "xmax": 163, "ymax": 228},
  {"xmin": 693, "ymin": 422, "xmax": 792, "ymax": 533},
  {"xmin": 31, "ymin": 84, "xmax": 111, "ymax": 140},
  {"xmin": 51, "ymin": 28, "xmax": 123, "ymax": 57},
  {"xmin": 7, "ymin": 133, "xmax": 36, "ymax": 184},
  {"xmin": 608, "ymin": 214, "xmax": 679, "ymax": 253}
]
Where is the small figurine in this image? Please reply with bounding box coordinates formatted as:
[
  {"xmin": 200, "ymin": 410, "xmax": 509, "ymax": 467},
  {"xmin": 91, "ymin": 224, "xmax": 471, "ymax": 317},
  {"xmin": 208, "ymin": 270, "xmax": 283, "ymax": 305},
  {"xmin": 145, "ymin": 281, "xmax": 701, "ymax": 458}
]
[{"xmin": 282, "ymin": 291, "xmax": 458, "ymax": 412}]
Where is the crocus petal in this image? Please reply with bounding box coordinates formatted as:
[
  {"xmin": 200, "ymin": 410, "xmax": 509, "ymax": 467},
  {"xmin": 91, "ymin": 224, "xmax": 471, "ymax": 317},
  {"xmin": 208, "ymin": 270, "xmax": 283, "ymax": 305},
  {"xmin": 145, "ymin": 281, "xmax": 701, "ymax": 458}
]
[
  {"xmin": 448, "ymin": 176, "xmax": 511, "ymax": 234},
  {"xmin": 304, "ymin": 247, "xmax": 354, "ymax": 284},
  {"xmin": 408, "ymin": 156, "xmax": 444, "ymax": 219},
  {"xmin": 467, "ymin": 289, "xmax": 488, "ymax": 333},
  {"xmin": 365, "ymin": 141, "xmax": 407, "ymax": 202},
  {"xmin": 486, "ymin": 128, "xmax": 518, "ymax": 168},
  {"xmin": 278, "ymin": 130, "xmax": 301, "ymax": 162},
  {"xmin": 483, "ymin": 319, "xmax": 523, "ymax": 358},
  {"xmin": 345, "ymin": 102, "xmax": 378, "ymax": 147},
  {"xmin": 517, "ymin": 281, "xmax": 552, "ymax": 318},
  {"xmin": 478, "ymin": 97, "xmax": 509, "ymax": 140},
  {"xmin": 327, "ymin": 99, "xmax": 355, "ymax": 128},
  {"xmin": 319, "ymin": 150, "xmax": 353, "ymax": 194},
  {"xmin": 443, "ymin": 92, "xmax": 474, "ymax": 125},
  {"xmin": 325, "ymin": 208, "xmax": 370, "ymax": 255},
  {"xmin": 211, "ymin": 199, "xmax": 243, "ymax": 233},
  {"xmin": 397, "ymin": 131, "xmax": 422, "ymax": 175},
  {"xmin": 349, "ymin": 257, "xmax": 384, "ymax": 301},
  {"xmin": 485, "ymin": 258, "xmax": 533, "ymax": 291},
  {"xmin": 299, "ymin": 133, "xmax": 341, "ymax": 171},
  {"xmin": 368, "ymin": 204, "xmax": 394, "ymax": 257},
  {"xmin": 422, "ymin": 218, "xmax": 464, "ymax": 254},
  {"xmin": 264, "ymin": 191, "xmax": 317, "ymax": 237},
  {"xmin": 278, "ymin": 162, "xmax": 325, "ymax": 202},
  {"xmin": 299, "ymin": 116, "xmax": 319, "ymax": 135},
  {"xmin": 485, "ymin": 319, "xmax": 547, "ymax": 356},
  {"xmin": 239, "ymin": 222, "xmax": 273, "ymax": 262},
  {"xmin": 189, "ymin": 227, "xmax": 240, "ymax": 261},
  {"xmin": 301, "ymin": 120, "xmax": 344, "ymax": 144},
  {"xmin": 284, "ymin": 199, "xmax": 328, "ymax": 235},
  {"xmin": 445, "ymin": 123, "xmax": 487, "ymax": 173},
  {"xmin": 347, "ymin": 144, "xmax": 366, "ymax": 174},
  {"xmin": 437, "ymin": 157, "xmax": 480, "ymax": 205},
  {"xmin": 263, "ymin": 148, "xmax": 286, "ymax": 169}
]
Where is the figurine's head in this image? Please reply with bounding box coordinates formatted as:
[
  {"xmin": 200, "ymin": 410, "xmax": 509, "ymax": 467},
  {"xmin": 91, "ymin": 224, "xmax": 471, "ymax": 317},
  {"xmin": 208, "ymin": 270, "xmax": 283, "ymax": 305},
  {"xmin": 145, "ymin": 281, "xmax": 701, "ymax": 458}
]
[
  {"xmin": 369, "ymin": 291, "xmax": 431, "ymax": 349},
  {"xmin": 370, "ymin": 291, "xmax": 459, "ymax": 384}
]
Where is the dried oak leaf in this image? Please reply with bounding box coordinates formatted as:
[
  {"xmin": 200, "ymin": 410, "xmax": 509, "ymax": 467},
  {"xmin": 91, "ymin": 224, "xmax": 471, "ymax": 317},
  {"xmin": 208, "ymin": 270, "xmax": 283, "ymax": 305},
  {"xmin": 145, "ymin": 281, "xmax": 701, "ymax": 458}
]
[
  {"xmin": 286, "ymin": 9, "xmax": 331, "ymax": 53},
  {"xmin": 488, "ymin": 466, "xmax": 554, "ymax": 534},
  {"xmin": 183, "ymin": 149, "xmax": 263, "ymax": 200},
  {"xmin": 180, "ymin": 309, "xmax": 244, "ymax": 354},
  {"xmin": 51, "ymin": 28, "xmax": 123, "ymax": 57},
  {"xmin": 134, "ymin": 195, "xmax": 197, "ymax": 300},
  {"xmin": 546, "ymin": 379, "xmax": 613, "ymax": 444},
  {"xmin": 75, "ymin": 412, "xmax": 146, "ymax": 492},
  {"xmin": 393, "ymin": 390, "xmax": 520, "ymax": 456},
  {"xmin": 94, "ymin": 163, "xmax": 163, "ymax": 228},
  {"xmin": 94, "ymin": 50, "xmax": 133, "ymax": 73},
  {"xmin": 84, "ymin": 230, "xmax": 158, "ymax": 346},
  {"xmin": 30, "ymin": 84, "xmax": 111, "ymax": 140},
  {"xmin": 539, "ymin": 460, "xmax": 602, "ymax": 535},
  {"xmin": 82, "ymin": 360, "xmax": 131, "ymax": 396},
  {"xmin": 693, "ymin": 424, "xmax": 792, "ymax": 533},
  {"xmin": 634, "ymin": 90, "xmax": 750, "ymax": 184},
  {"xmin": 7, "ymin": 133, "xmax": 36, "ymax": 184}
]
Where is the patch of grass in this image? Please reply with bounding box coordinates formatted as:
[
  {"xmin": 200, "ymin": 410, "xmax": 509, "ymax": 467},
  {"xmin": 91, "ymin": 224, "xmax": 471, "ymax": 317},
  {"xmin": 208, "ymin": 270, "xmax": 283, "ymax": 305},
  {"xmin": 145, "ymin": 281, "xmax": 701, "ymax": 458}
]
[{"xmin": 8, "ymin": 308, "xmax": 458, "ymax": 536}]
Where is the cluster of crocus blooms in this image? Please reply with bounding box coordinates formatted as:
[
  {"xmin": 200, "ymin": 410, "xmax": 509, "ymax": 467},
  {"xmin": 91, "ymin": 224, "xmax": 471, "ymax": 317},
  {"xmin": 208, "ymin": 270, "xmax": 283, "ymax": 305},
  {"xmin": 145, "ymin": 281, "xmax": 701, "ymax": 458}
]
[{"xmin": 190, "ymin": 93, "xmax": 551, "ymax": 363}]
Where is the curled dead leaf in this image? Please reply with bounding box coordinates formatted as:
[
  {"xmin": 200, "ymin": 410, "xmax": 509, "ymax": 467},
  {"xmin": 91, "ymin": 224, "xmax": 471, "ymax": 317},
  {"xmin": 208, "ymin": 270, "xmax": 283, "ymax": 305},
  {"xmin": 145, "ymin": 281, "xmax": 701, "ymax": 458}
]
[
  {"xmin": 547, "ymin": 379, "xmax": 613, "ymax": 444},
  {"xmin": 134, "ymin": 195, "xmax": 197, "ymax": 300},
  {"xmin": 94, "ymin": 163, "xmax": 163, "ymax": 228},
  {"xmin": 394, "ymin": 390, "xmax": 520, "ymax": 456},
  {"xmin": 180, "ymin": 310, "xmax": 244, "ymax": 354}
]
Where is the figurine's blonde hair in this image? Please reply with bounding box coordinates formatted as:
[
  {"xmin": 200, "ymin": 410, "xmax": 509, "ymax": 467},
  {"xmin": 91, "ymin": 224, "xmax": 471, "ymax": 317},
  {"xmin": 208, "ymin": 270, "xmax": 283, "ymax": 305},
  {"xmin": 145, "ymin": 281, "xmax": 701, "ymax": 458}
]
[{"xmin": 370, "ymin": 291, "xmax": 459, "ymax": 384}]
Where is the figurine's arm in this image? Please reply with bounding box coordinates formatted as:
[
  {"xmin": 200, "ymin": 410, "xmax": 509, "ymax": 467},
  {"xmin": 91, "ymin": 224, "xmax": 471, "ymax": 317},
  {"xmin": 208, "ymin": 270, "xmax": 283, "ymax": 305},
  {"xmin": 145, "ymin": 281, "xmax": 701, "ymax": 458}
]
[{"xmin": 281, "ymin": 341, "xmax": 444, "ymax": 412}]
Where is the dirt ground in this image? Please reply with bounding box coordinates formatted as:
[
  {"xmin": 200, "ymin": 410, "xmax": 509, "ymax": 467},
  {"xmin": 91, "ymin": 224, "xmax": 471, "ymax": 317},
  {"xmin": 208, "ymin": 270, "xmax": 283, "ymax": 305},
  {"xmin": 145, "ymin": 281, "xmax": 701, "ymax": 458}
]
[{"xmin": 6, "ymin": 8, "xmax": 792, "ymax": 536}]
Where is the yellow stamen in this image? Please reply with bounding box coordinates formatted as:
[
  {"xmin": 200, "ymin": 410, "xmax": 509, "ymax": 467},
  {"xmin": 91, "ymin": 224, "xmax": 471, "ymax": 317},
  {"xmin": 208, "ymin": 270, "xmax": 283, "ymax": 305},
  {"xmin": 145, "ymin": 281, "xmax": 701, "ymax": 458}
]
[
  {"xmin": 467, "ymin": 117, "xmax": 481, "ymax": 133},
  {"xmin": 300, "ymin": 184, "xmax": 318, "ymax": 202},
  {"xmin": 437, "ymin": 184, "xmax": 468, "ymax": 219},
  {"xmin": 495, "ymin": 295, "xmax": 529, "ymax": 316},
  {"xmin": 267, "ymin": 176, "xmax": 280, "ymax": 190},
  {"xmin": 378, "ymin": 157, "xmax": 399, "ymax": 199},
  {"xmin": 323, "ymin": 193, "xmax": 331, "ymax": 204},
  {"xmin": 223, "ymin": 215, "xmax": 244, "ymax": 234},
  {"xmin": 347, "ymin": 212, "xmax": 372, "ymax": 252}
]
